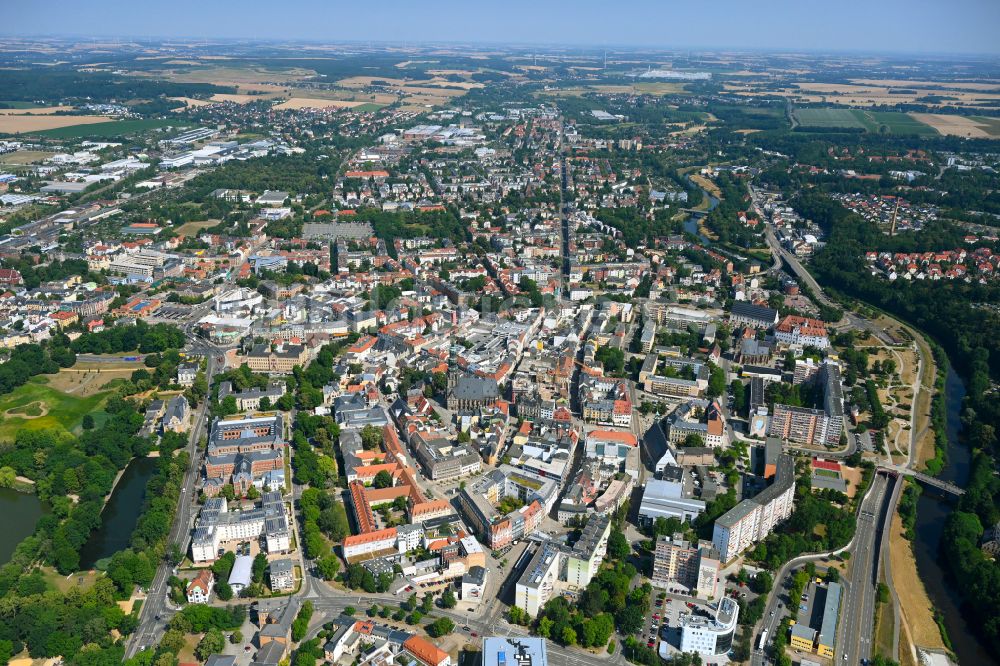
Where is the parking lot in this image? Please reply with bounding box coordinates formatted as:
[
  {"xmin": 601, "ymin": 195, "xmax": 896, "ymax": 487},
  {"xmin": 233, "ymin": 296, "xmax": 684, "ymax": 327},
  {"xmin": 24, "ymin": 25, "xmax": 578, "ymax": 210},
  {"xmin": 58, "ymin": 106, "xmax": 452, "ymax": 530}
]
[{"xmin": 152, "ymin": 304, "xmax": 193, "ymax": 320}]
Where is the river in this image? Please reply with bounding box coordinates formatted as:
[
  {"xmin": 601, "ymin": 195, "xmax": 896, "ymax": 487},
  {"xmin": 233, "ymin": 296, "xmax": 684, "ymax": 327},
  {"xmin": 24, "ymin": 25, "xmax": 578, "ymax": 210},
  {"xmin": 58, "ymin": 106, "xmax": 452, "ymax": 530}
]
[
  {"xmin": 0, "ymin": 487, "xmax": 48, "ymax": 564},
  {"xmin": 911, "ymin": 366, "xmax": 996, "ymax": 665},
  {"xmin": 78, "ymin": 456, "xmax": 158, "ymax": 570}
]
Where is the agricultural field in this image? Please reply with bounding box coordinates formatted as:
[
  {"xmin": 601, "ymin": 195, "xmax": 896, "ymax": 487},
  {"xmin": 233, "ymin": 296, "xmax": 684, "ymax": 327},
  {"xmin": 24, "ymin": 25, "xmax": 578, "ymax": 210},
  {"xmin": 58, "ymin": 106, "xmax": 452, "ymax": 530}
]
[
  {"xmin": 0, "ymin": 375, "xmax": 119, "ymax": 441},
  {"xmin": 0, "ymin": 114, "xmax": 113, "ymax": 135},
  {"xmin": 911, "ymin": 113, "xmax": 1000, "ymax": 138},
  {"xmin": 793, "ymin": 108, "xmax": 936, "ymax": 135},
  {"xmin": 33, "ymin": 118, "xmax": 196, "ymax": 139},
  {"xmin": 793, "ymin": 107, "xmax": 868, "ymax": 129}
]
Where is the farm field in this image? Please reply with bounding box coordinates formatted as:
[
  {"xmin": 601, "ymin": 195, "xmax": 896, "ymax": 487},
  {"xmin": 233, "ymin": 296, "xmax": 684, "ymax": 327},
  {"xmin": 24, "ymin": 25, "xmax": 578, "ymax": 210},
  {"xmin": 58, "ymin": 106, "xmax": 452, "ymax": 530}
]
[
  {"xmin": 793, "ymin": 107, "xmax": 867, "ymax": 129},
  {"xmin": 0, "ymin": 375, "xmax": 118, "ymax": 441},
  {"xmin": 33, "ymin": 118, "xmax": 196, "ymax": 139},
  {"xmin": 912, "ymin": 113, "xmax": 1000, "ymax": 138},
  {"xmin": 0, "ymin": 114, "xmax": 113, "ymax": 135},
  {"xmin": 793, "ymin": 108, "xmax": 936, "ymax": 134},
  {"xmin": 273, "ymin": 97, "xmax": 367, "ymax": 110}
]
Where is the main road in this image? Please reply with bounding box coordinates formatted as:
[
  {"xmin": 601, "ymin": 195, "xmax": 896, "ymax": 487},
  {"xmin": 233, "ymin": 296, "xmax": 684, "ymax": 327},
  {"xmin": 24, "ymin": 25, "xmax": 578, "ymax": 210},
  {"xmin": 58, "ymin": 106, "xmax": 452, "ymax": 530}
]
[
  {"xmin": 836, "ymin": 473, "xmax": 893, "ymax": 666},
  {"xmin": 124, "ymin": 344, "xmax": 221, "ymax": 658}
]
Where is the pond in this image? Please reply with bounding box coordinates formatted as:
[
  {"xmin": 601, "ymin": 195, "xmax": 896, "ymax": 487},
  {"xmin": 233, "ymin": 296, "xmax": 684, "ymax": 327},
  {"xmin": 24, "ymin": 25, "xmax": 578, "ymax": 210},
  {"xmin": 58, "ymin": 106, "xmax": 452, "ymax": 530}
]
[
  {"xmin": 78, "ymin": 456, "xmax": 158, "ymax": 570},
  {"xmin": 0, "ymin": 487, "xmax": 48, "ymax": 564}
]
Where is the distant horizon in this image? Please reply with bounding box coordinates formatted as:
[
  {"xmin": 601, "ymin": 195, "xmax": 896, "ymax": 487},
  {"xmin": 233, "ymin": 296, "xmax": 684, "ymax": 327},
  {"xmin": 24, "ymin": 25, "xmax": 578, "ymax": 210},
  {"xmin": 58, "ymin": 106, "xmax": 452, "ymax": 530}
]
[
  {"xmin": 7, "ymin": 0, "xmax": 1000, "ymax": 56},
  {"xmin": 3, "ymin": 33, "xmax": 1000, "ymax": 61}
]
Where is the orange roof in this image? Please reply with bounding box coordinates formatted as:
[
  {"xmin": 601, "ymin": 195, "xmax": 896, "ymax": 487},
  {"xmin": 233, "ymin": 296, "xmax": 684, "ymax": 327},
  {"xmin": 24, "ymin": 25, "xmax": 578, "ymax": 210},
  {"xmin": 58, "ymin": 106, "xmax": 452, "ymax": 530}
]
[
  {"xmin": 364, "ymin": 485, "xmax": 410, "ymax": 502},
  {"xmin": 411, "ymin": 499, "xmax": 450, "ymax": 517},
  {"xmin": 343, "ymin": 527, "xmax": 397, "ymax": 548},
  {"xmin": 587, "ymin": 430, "xmax": 638, "ymax": 446},
  {"xmin": 403, "ymin": 635, "xmax": 449, "ymax": 666}
]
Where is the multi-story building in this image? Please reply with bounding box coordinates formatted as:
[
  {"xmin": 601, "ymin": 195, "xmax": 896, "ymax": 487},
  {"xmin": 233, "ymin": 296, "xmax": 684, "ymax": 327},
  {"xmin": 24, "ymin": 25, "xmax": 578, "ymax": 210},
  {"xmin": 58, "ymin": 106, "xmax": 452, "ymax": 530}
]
[
  {"xmin": 190, "ymin": 492, "xmax": 290, "ymax": 562},
  {"xmin": 768, "ymin": 363, "xmax": 843, "ymax": 447},
  {"xmin": 413, "ymin": 433, "xmax": 482, "ymax": 481},
  {"xmin": 269, "ymin": 558, "xmax": 295, "ymax": 591},
  {"xmin": 773, "ymin": 315, "xmax": 830, "ymax": 349},
  {"xmin": 514, "ymin": 516, "xmax": 613, "ymax": 617},
  {"xmin": 218, "ymin": 380, "xmax": 287, "ymax": 412},
  {"xmin": 458, "ymin": 466, "xmax": 555, "ymax": 549},
  {"xmin": 651, "ymin": 533, "xmax": 721, "ymax": 598},
  {"xmin": 712, "ymin": 454, "xmax": 795, "ymax": 562},
  {"xmin": 237, "ymin": 343, "xmax": 311, "ymax": 374},
  {"xmin": 678, "ymin": 598, "xmax": 739, "ymax": 657}
]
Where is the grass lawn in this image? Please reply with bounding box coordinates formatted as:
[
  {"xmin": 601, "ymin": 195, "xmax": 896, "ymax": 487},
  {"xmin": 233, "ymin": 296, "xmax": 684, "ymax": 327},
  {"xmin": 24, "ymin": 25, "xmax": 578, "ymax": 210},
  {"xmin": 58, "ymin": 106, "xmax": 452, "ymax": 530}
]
[
  {"xmin": 0, "ymin": 375, "xmax": 115, "ymax": 441},
  {"xmin": 34, "ymin": 118, "xmax": 197, "ymax": 139},
  {"xmin": 862, "ymin": 111, "xmax": 937, "ymax": 135}
]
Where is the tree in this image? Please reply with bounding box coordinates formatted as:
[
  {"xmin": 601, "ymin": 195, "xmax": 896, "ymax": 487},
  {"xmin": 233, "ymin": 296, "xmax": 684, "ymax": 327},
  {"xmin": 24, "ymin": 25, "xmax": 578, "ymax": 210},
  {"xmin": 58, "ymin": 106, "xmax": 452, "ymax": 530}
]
[
  {"xmin": 616, "ymin": 605, "xmax": 644, "ymax": 635},
  {"xmin": 219, "ymin": 395, "xmax": 238, "ymax": 416},
  {"xmin": 360, "ymin": 424, "xmax": 382, "ymax": 450},
  {"xmin": 750, "ymin": 570, "xmax": 773, "ymax": 595},
  {"xmin": 230, "ymin": 630, "xmax": 243, "ymax": 644},
  {"xmin": 316, "ymin": 554, "xmax": 340, "ymax": 580},
  {"xmin": 560, "ymin": 626, "xmax": 577, "ymax": 646},
  {"xmin": 371, "ymin": 470, "xmax": 393, "ymax": 489},
  {"xmin": 440, "ymin": 587, "xmax": 457, "ymax": 609},
  {"xmin": 607, "ymin": 529, "xmax": 630, "ymax": 559},
  {"xmin": 252, "ymin": 553, "xmax": 268, "ymax": 584},
  {"xmin": 707, "ymin": 363, "xmax": 726, "ymax": 398},
  {"xmin": 195, "ymin": 629, "xmax": 225, "ymax": 661},
  {"xmin": 214, "ymin": 581, "xmax": 233, "ymax": 601},
  {"xmin": 426, "ymin": 617, "xmax": 455, "ymax": 638},
  {"xmin": 0, "ymin": 466, "xmax": 15, "ymax": 488},
  {"xmin": 82, "ymin": 414, "xmax": 95, "ymax": 430}
]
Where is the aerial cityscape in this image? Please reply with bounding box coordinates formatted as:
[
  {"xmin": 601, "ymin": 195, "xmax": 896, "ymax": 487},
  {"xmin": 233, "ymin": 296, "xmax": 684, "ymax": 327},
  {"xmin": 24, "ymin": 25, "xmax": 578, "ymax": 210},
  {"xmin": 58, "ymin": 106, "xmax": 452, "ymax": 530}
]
[{"xmin": 1, "ymin": 4, "xmax": 999, "ymax": 666}]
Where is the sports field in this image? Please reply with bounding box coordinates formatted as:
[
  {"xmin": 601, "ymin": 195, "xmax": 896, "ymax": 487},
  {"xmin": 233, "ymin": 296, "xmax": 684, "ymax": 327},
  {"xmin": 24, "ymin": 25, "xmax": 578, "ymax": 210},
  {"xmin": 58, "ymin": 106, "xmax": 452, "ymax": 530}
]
[
  {"xmin": 0, "ymin": 375, "xmax": 116, "ymax": 441},
  {"xmin": 33, "ymin": 118, "xmax": 196, "ymax": 139}
]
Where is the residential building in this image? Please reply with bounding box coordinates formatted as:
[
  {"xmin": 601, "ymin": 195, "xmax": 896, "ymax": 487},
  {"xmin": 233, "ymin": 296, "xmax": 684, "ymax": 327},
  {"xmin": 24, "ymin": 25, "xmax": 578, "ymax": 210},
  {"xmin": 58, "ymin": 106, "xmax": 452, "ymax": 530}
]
[
  {"xmin": 711, "ymin": 454, "xmax": 795, "ymax": 562},
  {"xmin": 269, "ymin": 558, "xmax": 295, "ymax": 591},
  {"xmin": 186, "ymin": 569, "xmax": 214, "ymax": 604},
  {"xmin": 651, "ymin": 533, "xmax": 720, "ymax": 598}
]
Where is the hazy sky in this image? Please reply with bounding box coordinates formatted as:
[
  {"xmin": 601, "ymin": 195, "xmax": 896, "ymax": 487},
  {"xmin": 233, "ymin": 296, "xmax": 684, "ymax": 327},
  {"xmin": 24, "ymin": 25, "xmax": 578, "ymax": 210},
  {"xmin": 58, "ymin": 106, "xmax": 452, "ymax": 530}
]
[{"xmin": 7, "ymin": 0, "xmax": 1000, "ymax": 55}]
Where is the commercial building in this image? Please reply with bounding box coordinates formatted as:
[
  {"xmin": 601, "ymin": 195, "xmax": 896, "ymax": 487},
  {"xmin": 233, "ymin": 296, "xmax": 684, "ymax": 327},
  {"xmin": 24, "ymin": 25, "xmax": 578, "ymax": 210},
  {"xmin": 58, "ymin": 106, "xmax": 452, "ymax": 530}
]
[
  {"xmin": 228, "ymin": 555, "xmax": 254, "ymax": 594},
  {"xmin": 817, "ymin": 582, "xmax": 842, "ymax": 657},
  {"xmin": 638, "ymin": 479, "xmax": 706, "ymax": 525},
  {"xmin": 711, "ymin": 454, "xmax": 795, "ymax": 562},
  {"xmin": 678, "ymin": 597, "xmax": 739, "ymax": 657},
  {"xmin": 651, "ymin": 533, "xmax": 721, "ymax": 598},
  {"xmin": 482, "ymin": 638, "xmax": 547, "ymax": 666}
]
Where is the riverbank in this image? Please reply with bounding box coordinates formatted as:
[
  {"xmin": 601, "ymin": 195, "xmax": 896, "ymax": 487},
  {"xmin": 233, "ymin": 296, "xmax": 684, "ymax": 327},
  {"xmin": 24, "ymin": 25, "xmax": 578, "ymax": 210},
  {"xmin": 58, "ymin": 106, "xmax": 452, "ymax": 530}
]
[{"xmin": 889, "ymin": 501, "xmax": 947, "ymax": 665}]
